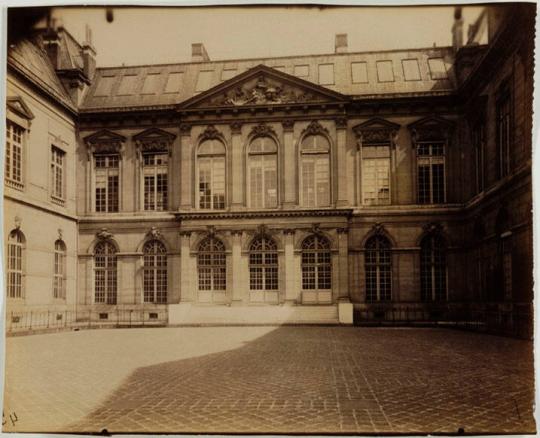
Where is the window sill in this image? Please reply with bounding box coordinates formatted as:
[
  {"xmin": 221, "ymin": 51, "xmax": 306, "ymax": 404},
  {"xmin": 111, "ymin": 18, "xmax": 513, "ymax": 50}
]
[
  {"xmin": 51, "ymin": 196, "xmax": 65, "ymax": 207},
  {"xmin": 5, "ymin": 179, "xmax": 24, "ymax": 191}
]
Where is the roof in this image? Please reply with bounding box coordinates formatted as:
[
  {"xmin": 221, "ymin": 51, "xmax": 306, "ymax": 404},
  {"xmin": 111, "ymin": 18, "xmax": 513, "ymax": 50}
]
[
  {"xmin": 81, "ymin": 46, "xmax": 457, "ymax": 111},
  {"xmin": 7, "ymin": 34, "xmax": 77, "ymax": 112}
]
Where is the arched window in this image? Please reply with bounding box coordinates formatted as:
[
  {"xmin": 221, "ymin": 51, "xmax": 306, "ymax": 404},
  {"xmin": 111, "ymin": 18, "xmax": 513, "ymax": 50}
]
[
  {"xmin": 94, "ymin": 241, "xmax": 117, "ymax": 304},
  {"xmin": 300, "ymin": 135, "xmax": 330, "ymax": 207},
  {"xmin": 197, "ymin": 140, "xmax": 225, "ymax": 210},
  {"xmin": 301, "ymin": 235, "xmax": 331, "ymax": 290},
  {"xmin": 248, "ymin": 137, "xmax": 278, "ymax": 208},
  {"xmin": 7, "ymin": 229, "xmax": 24, "ymax": 298},
  {"xmin": 53, "ymin": 240, "xmax": 66, "ymax": 299},
  {"xmin": 249, "ymin": 236, "xmax": 278, "ymax": 291},
  {"xmin": 143, "ymin": 240, "xmax": 167, "ymax": 304},
  {"xmin": 420, "ymin": 234, "xmax": 447, "ymax": 301},
  {"xmin": 198, "ymin": 237, "xmax": 226, "ymax": 291},
  {"xmin": 365, "ymin": 235, "xmax": 391, "ymax": 302}
]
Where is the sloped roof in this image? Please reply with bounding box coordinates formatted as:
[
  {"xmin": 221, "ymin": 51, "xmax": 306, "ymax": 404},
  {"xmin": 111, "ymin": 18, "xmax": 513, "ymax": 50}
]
[
  {"xmin": 7, "ymin": 34, "xmax": 76, "ymax": 112},
  {"xmin": 81, "ymin": 46, "xmax": 457, "ymax": 112}
]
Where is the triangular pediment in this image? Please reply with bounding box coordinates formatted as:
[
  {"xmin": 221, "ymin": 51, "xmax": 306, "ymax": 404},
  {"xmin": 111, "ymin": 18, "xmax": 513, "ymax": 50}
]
[
  {"xmin": 84, "ymin": 129, "xmax": 126, "ymax": 145},
  {"xmin": 133, "ymin": 128, "xmax": 176, "ymax": 153},
  {"xmin": 407, "ymin": 116, "xmax": 454, "ymax": 131},
  {"xmin": 180, "ymin": 64, "xmax": 346, "ymax": 109},
  {"xmin": 7, "ymin": 96, "xmax": 34, "ymax": 120},
  {"xmin": 133, "ymin": 127, "xmax": 176, "ymax": 142},
  {"xmin": 353, "ymin": 118, "xmax": 401, "ymax": 133},
  {"xmin": 408, "ymin": 116, "xmax": 454, "ymax": 142}
]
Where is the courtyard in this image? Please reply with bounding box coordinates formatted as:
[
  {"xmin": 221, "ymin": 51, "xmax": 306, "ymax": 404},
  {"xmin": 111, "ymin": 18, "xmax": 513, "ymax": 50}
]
[{"xmin": 2, "ymin": 326, "xmax": 535, "ymax": 434}]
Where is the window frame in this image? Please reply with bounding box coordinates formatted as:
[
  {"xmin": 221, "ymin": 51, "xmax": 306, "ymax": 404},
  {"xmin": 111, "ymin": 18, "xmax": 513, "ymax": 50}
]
[
  {"xmin": 50, "ymin": 145, "xmax": 66, "ymax": 204},
  {"xmin": 365, "ymin": 235, "xmax": 392, "ymax": 302},
  {"xmin": 249, "ymin": 236, "xmax": 279, "ymax": 292},
  {"xmin": 196, "ymin": 139, "xmax": 226, "ymax": 210},
  {"xmin": 472, "ymin": 120, "xmax": 486, "ymax": 194},
  {"xmin": 53, "ymin": 239, "xmax": 67, "ymax": 300},
  {"xmin": 94, "ymin": 240, "xmax": 118, "ymax": 305},
  {"xmin": 143, "ymin": 239, "xmax": 168, "ymax": 304},
  {"xmin": 420, "ymin": 234, "xmax": 447, "ymax": 302},
  {"xmin": 299, "ymin": 134, "xmax": 331, "ymax": 208},
  {"xmin": 5, "ymin": 120, "xmax": 26, "ymax": 191},
  {"xmin": 6, "ymin": 229, "xmax": 25, "ymax": 300},
  {"xmin": 94, "ymin": 153, "xmax": 120, "ymax": 213},
  {"xmin": 496, "ymin": 84, "xmax": 512, "ymax": 179},
  {"xmin": 142, "ymin": 152, "xmax": 169, "ymax": 211},
  {"xmin": 247, "ymin": 136, "xmax": 278, "ymax": 209},
  {"xmin": 197, "ymin": 237, "xmax": 227, "ymax": 292},
  {"xmin": 416, "ymin": 141, "xmax": 446, "ymax": 204},
  {"xmin": 301, "ymin": 235, "xmax": 332, "ymax": 291},
  {"xmin": 360, "ymin": 143, "xmax": 392, "ymax": 206}
]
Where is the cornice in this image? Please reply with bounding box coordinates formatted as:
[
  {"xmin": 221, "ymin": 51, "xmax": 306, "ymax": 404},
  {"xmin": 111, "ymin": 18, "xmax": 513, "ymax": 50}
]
[{"xmin": 175, "ymin": 209, "xmax": 354, "ymax": 221}]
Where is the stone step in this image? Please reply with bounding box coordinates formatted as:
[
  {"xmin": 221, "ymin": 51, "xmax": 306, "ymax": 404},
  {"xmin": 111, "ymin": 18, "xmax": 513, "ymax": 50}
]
[{"xmin": 168, "ymin": 303, "xmax": 340, "ymax": 325}]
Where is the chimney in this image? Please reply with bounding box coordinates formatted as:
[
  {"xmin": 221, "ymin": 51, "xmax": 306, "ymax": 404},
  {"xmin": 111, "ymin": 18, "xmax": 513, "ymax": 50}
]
[
  {"xmin": 192, "ymin": 43, "xmax": 210, "ymax": 62},
  {"xmin": 42, "ymin": 18, "xmax": 60, "ymax": 69},
  {"xmin": 452, "ymin": 7, "xmax": 464, "ymax": 51},
  {"xmin": 335, "ymin": 33, "xmax": 348, "ymax": 54},
  {"xmin": 82, "ymin": 24, "xmax": 97, "ymax": 81}
]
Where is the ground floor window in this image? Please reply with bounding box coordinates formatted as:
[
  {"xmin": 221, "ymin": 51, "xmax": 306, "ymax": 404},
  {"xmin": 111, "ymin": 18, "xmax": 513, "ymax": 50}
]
[
  {"xmin": 198, "ymin": 237, "xmax": 226, "ymax": 290},
  {"xmin": 143, "ymin": 240, "xmax": 167, "ymax": 303},
  {"xmin": 365, "ymin": 235, "xmax": 391, "ymax": 302},
  {"xmin": 94, "ymin": 241, "xmax": 117, "ymax": 304},
  {"xmin": 301, "ymin": 235, "xmax": 331, "ymax": 290},
  {"xmin": 420, "ymin": 234, "xmax": 447, "ymax": 301},
  {"xmin": 249, "ymin": 236, "xmax": 278, "ymax": 290}
]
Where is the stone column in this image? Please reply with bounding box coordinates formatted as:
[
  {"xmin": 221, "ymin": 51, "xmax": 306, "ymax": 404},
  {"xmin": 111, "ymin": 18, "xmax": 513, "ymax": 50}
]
[
  {"xmin": 231, "ymin": 230, "xmax": 244, "ymax": 303},
  {"xmin": 179, "ymin": 231, "xmax": 193, "ymax": 302},
  {"xmin": 283, "ymin": 229, "xmax": 297, "ymax": 303},
  {"xmin": 282, "ymin": 121, "xmax": 296, "ymax": 208},
  {"xmin": 231, "ymin": 123, "xmax": 244, "ymax": 208},
  {"xmin": 179, "ymin": 124, "xmax": 192, "ymax": 210},
  {"xmin": 336, "ymin": 119, "xmax": 349, "ymax": 207}
]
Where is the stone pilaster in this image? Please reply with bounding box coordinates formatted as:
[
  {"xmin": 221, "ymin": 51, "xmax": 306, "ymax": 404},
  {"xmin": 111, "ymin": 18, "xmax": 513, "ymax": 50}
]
[
  {"xmin": 179, "ymin": 231, "xmax": 193, "ymax": 302},
  {"xmin": 336, "ymin": 118, "xmax": 348, "ymax": 207},
  {"xmin": 231, "ymin": 123, "xmax": 244, "ymax": 207},
  {"xmin": 231, "ymin": 230, "xmax": 244, "ymax": 303},
  {"xmin": 283, "ymin": 229, "xmax": 297, "ymax": 302},
  {"xmin": 337, "ymin": 228, "xmax": 350, "ymax": 300},
  {"xmin": 179, "ymin": 124, "xmax": 192, "ymax": 210},
  {"xmin": 282, "ymin": 121, "xmax": 296, "ymax": 208}
]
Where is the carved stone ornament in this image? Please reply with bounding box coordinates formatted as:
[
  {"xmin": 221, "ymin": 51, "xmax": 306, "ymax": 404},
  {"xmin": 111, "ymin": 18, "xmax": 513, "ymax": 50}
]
[
  {"xmin": 282, "ymin": 120, "xmax": 295, "ymax": 132},
  {"xmin": 408, "ymin": 117, "xmax": 453, "ymax": 144},
  {"xmin": 14, "ymin": 215, "xmax": 21, "ymax": 230},
  {"xmin": 58, "ymin": 228, "xmax": 63, "ymax": 240},
  {"xmin": 303, "ymin": 121, "xmax": 329, "ymax": 137},
  {"xmin": 84, "ymin": 129, "xmax": 126, "ymax": 158},
  {"xmin": 96, "ymin": 228, "xmax": 113, "ymax": 240},
  {"xmin": 372, "ymin": 222, "xmax": 386, "ymax": 236},
  {"xmin": 179, "ymin": 124, "xmax": 192, "ymax": 136},
  {"xmin": 256, "ymin": 224, "xmax": 269, "ymax": 236},
  {"xmin": 210, "ymin": 75, "xmax": 319, "ymax": 107},
  {"xmin": 311, "ymin": 223, "xmax": 323, "ymax": 236},
  {"xmin": 230, "ymin": 122, "xmax": 243, "ymax": 135},
  {"xmin": 206, "ymin": 225, "xmax": 216, "ymax": 238},
  {"xmin": 353, "ymin": 118, "xmax": 400, "ymax": 148},
  {"xmin": 422, "ymin": 222, "xmax": 443, "ymax": 235},
  {"xmin": 133, "ymin": 128, "xmax": 176, "ymax": 156},
  {"xmin": 283, "ymin": 228, "xmax": 296, "ymax": 235},
  {"xmin": 147, "ymin": 227, "xmax": 162, "ymax": 240},
  {"xmin": 250, "ymin": 123, "xmax": 276, "ymax": 139},
  {"xmin": 199, "ymin": 125, "xmax": 223, "ymax": 142}
]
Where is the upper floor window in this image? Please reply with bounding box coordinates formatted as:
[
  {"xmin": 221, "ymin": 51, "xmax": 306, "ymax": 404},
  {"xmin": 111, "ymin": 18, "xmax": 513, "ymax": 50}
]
[
  {"xmin": 417, "ymin": 142, "xmax": 445, "ymax": 204},
  {"xmin": 6, "ymin": 229, "xmax": 25, "ymax": 299},
  {"xmin": 300, "ymin": 135, "xmax": 330, "ymax": 208},
  {"xmin": 497, "ymin": 86, "xmax": 511, "ymax": 179},
  {"xmin": 143, "ymin": 240, "xmax": 167, "ymax": 304},
  {"xmin": 198, "ymin": 140, "xmax": 225, "ymax": 210},
  {"xmin": 248, "ymin": 137, "xmax": 277, "ymax": 209},
  {"xmin": 53, "ymin": 240, "xmax": 66, "ymax": 299},
  {"xmin": 5, "ymin": 120, "xmax": 24, "ymax": 190},
  {"xmin": 362, "ymin": 145, "xmax": 391, "ymax": 205},
  {"xmin": 94, "ymin": 240, "xmax": 117, "ymax": 304},
  {"xmin": 51, "ymin": 146, "xmax": 65, "ymax": 202},
  {"xmin": 472, "ymin": 121, "xmax": 486, "ymax": 193},
  {"xmin": 365, "ymin": 235, "xmax": 392, "ymax": 302},
  {"xmin": 420, "ymin": 234, "xmax": 447, "ymax": 301},
  {"xmin": 95, "ymin": 154, "xmax": 119, "ymax": 212},
  {"xmin": 143, "ymin": 153, "xmax": 168, "ymax": 211}
]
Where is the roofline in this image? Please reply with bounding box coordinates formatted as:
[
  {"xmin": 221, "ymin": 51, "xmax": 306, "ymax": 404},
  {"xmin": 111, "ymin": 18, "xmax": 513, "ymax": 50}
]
[{"xmin": 94, "ymin": 45, "xmax": 455, "ymax": 71}]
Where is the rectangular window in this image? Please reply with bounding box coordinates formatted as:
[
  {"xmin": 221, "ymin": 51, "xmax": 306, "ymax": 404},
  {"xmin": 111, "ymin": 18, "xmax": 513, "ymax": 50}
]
[
  {"xmin": 376, "ymin": 60, "xmax": 394, "ymax": 82},
  {"xmin": 402, "ymin": 59, "xmax": 421, "ymax": 81},
  {"xmin": 351, "ymin": 62, "xmax": 368, "ymax": 83},
  {"xmin": 417, "ymin": 142, "xmax": 445, "ymax": 204},
  {"xmin": 51, "ymin": 146, "xmax": 65, "ymax": 201},
  {"xmin": 294, "ymin": 65, "xmax": 309, "ymax": 77},
  {"xmin": 5, "ymin": 120, "xmax": 24, "ymax": 189},
  {"xmin": 196, "ymin": 70, "xmax": 214, "ymax": 92},
  {"xmin": 95, "ymin": 155, "xmax": 119, "ymax": 212},
  {"xmin": 164, "ymin": 72, "xmax": 183, "ymax": 93},
  {"xmin": 249, "ymin": 155, "xmax": 277, "ymax": 209},
  {"xmin": 472, "ymin": 121, "xmax": 485, "ymax": 193},
  {"xmin": 143, "ymin": 153, "xmax": 168, "ymax": 211},
  {"xmin": 116, "ymin": 74, "xmax": 138, "ymax": 96},
  {"xmin": 141, "ymin": 73, "xmax": 161, "ymax": 95},
  {"xmin": 428, "ymin": 58, "xmax": 448, "ymax": 80},
  {"xmin": 302, "ymin": 156, "xmax": 330, "ymax": 207},
  {"xmin": 318, "ymin": 63, "xmax": 334, "ymax": 85},
  {"xmin": 362, "ymin": 145, "xmax": 391, "ymax": 205},
  {"xmin": 199, "ymin": 156, "xmax": 225, "ymax": 209},
  {"xmin": 497, "ymin": 89, "xmax": 511, "ymax": 179}
]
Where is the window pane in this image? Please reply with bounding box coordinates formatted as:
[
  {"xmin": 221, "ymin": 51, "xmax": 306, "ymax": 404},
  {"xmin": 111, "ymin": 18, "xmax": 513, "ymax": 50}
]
[
  {"xmin": 318, "ymin": 64, "xmax": 334, "ymax": 85},
  {"xmin": 376, "ymin": 60, "xmax": 394, "ymax": 82},
  {"xmin": 164, "ymin": 72, "xmax": 183, "ymax": 93},
  {"xmin": 116, "ymin": 74, "xmax": 138, "ymax": 96},
  {"xmin": 141, "ymin": 73, "xmax": 161, "ymax": 95},
  {"xmin": 402, "ymin": 59, "xmax": 421, "ymax": 81},
  {"xmin": 351, "ymin": 62, "xmax": 368, "ymax": 83}
]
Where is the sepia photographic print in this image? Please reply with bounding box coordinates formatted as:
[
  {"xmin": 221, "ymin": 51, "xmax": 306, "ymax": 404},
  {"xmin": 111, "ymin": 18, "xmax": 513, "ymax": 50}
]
[{"xmin": 2, "ymin": 1, "xmax": 536, "ymax": 435}]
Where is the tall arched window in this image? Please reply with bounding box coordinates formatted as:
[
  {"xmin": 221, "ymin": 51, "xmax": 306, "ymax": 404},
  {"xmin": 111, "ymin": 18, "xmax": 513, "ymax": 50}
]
[
  {"xmin": 420, "ymin": 234, "xmax": 447, "ymax": 301},
  {"xmin": 53, "ymin": 240, "xmax": 67, "ymax": 299},
  {"xmin": 7, "ymin": 229, "xmax": 24, "ymax": 299},
  {"xmin": 94, "ymin": 241, "xmax": 117, "ymax": 304},
  {"xmin": 249, "ymin": 236, "xmax": 278, "ymax": 302},
  {"xmin": 143, "ymin": 240, "xmax": 167, "ymax": 304},
  {"xmin": 365, "ymin": 235, "xmax": 391, "ymax": 302},
  {"xmin": 198, "ymin": 237, "xmax": 226, "ymax": 291},
  {"xmin": 302, "ymin": 235, "xmax": 332, "ymax": 291},
  {"xmin": 197, "ymin": 140, "xmax": 226, "ymax": 210},
  {"xmin": 248, "ymin": 137, "xmax": 278, "ymax": 208},
  {"xmin": 300, "ymin": 135, "xmax": 330, "ymax": 207}
]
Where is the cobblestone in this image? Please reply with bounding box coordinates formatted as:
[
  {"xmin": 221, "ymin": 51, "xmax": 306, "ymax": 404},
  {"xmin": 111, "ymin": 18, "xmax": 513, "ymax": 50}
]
[{"xmin": 3, "ymin": 326, "xmax": 535, "ymax": 434}]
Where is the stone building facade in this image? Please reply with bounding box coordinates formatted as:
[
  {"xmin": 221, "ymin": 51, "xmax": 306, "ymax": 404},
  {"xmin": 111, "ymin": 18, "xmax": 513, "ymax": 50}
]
[{"xmin": 4, "ymin": 5, "xmax": 534, "ymax": 328}]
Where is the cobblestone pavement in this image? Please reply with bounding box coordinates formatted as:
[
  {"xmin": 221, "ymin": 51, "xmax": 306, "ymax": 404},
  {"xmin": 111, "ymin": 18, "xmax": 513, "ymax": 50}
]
[{"xmin": 3, "ymin": 326, "xmax": 535, "ymax": 434}]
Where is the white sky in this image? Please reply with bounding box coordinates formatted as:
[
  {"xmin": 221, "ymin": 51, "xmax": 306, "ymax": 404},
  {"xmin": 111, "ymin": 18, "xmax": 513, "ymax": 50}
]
[{"xmin": 47, "ymin": 5, "xmax": 483, "ymax": 67}]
